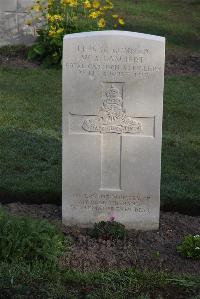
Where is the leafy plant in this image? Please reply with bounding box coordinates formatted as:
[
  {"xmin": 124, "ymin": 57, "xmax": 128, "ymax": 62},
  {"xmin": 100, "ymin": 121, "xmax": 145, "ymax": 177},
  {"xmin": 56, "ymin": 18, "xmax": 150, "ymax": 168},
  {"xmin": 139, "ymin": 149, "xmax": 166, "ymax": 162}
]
[
  {"xmin": 0, "ymin": 262, "xmax": 200, "ymax": 299},
  {"xmin": 177, "ymin": 234, "xmax": 200, "ymax": 260},
  {"xmin": 0, "ymin": 208, "xmax": 68, "ymax": 265},
  {"xmin": 88, "ymin": 219, "xmax": 126, "ymax": 240},
  {"xmin": 27, "ymin": 0, "xmax": 125, "ymax": 65}
]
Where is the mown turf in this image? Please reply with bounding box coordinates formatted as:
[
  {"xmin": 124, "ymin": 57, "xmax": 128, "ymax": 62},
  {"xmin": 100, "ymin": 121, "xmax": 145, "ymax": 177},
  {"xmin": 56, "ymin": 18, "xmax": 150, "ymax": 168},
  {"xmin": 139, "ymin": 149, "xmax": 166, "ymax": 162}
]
[
  {"xmin": 0, "ymin": 68, "xmax": 199, "ymax": 212},
  {"xmin": 0, "ymin": 68, "xmax": 61, "ymax": 203},
  {"xmin": 162, "ymin": 75, "xmax": 200, "ymax": 213},
  {"xmin": 0, "ymin": 261, "xmax": 200, "ymax": 299},
  {"xmin": 113, "ymin": 0, "xmax": 200, "ymax": 55}
]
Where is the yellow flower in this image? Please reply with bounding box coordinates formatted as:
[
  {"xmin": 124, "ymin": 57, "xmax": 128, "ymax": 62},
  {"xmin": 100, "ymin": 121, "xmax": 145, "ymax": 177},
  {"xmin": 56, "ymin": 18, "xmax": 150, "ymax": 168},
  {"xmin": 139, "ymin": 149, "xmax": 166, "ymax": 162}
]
[
  {"xmin": 112, "ymin": 14, "xmax": 118, "ymax": 18},
  {"xmin": 47, "ymin": 14, "xmax": 54, "ymax": 21},
  {"xmin": 89, "ymin": 11, "xmax": 99, "ymax": 19},
  {"xmin": 69, "ymin": 0, "xmax": 78, "ymax": 7},
  {"xmin": 48, "ymin": 26, "xmax": 64, "ymax": 37},
  {"xmin": 57, "ymin": 28, "xmax": 64, "ymax": 34},
  {"xmin": 105, "ymin": 0, "xmax": 113, "ymax": 9},
  {"xmin": 92, "ymin": 0, "xmax": 100, "ymax": 9},
  {"xmin": 49, "ymin": 25, "xmax": 56, "ymax": 31},
  {"xmin": 32, "ymin": 4, "xmax": 41, "ymax": 11},
  {"xmin": 118, "ymin": 18, "xmax": 125, "ymax": 25},
  {"xmin": 25, "ymin": 19, "xmax": 32, "ymax": 26},
  {"xmin": 60, "ymin": 0, "xmax": 70, "ymax": 5},
  {"xmin": 54, "ymin": 14, "xmax": 63, "ymax": 21},
  {"xmin": 100, "ymin": 5, "xmax": 110, "ymax": 11},
  {"xmin": 48, "ymin": 29, "xmax": 56, "ymax": 37},
  {"xmin": 83, "ymin": 0, "xmax": 91, "ymax": 8},
  {"xmin": 97, "ymin": 17, "xmax": 106, "ymax": 28}
]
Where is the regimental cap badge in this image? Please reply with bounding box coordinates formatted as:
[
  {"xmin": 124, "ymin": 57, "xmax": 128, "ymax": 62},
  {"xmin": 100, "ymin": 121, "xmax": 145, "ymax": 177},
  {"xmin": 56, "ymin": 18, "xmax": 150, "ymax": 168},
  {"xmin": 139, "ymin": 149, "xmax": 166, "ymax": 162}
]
[{"xmin": 103, "ymin": 84, "xmax": 123, "ymax": 107}]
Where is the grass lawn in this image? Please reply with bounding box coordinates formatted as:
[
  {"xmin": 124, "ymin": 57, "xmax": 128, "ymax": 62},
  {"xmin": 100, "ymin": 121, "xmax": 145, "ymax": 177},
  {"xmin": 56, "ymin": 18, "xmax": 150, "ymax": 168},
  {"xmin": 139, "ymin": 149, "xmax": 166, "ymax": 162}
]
[
  {"xmin": 1, "ymin": 261, "xmax": 200, "ymax": 298},
  {"xmin": 0, "ymin": 68, "xmax": 199, "ymax": 213},
  {"xmin": 114, "ymin": 0, "xmax": 200, "ymax": 55}
]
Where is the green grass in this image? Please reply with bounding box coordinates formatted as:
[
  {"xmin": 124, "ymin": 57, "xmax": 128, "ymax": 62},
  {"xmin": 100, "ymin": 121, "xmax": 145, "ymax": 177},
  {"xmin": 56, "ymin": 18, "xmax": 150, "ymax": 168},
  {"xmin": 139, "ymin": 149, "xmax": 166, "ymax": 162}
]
[
  {"xmin": 0, "ymin": 208, "xmax": 199, "ymax": 298},
  {"xmin": 0, "ymin": 68, "xmax": 62, "ymax": 203},
  {"xmin": 0, "ymin": 68, "xmax": 199, "ymax": 212},
  {"xmin": 113, "ymin": 0, "xmax": 200, "ymax": 55},
  {"xmin": 0, "ymin": 209, "xmax": 199, "ymax": 298},
  {"xmin": 0, "ymin": 261, "xmax": 199, "ymax": 298},
  {"xmin": 162, "ymin": 76, "xmax": 200, "ymax": 213},
  {"xmin": 0, "ymin": 207, "xmax": 199, "ymax": 299}
]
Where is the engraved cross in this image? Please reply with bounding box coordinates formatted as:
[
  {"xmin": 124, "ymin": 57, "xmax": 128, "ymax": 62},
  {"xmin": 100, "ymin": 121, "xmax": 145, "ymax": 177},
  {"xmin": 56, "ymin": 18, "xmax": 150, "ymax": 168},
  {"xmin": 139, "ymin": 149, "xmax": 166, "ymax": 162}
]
[{"xmin": 69, "ymin": 84, "xmax": 155, "ymax": 191}]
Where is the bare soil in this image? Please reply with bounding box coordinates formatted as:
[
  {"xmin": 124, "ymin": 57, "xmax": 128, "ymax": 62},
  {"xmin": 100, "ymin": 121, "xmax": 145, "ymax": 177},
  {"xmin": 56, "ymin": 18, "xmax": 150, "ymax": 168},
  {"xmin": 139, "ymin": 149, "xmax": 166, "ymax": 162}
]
[
  {"xmin": 165, "ymin": 54, "xmax": 200, "ymax": 75},
  {"xmin": 0, "ymin": 50, "xmax": 199, "ymax": 75},
  {"xmin": 3, "ymin": 203, "xmax": 200, "ymax": 276},
  {"xmin": 0, "ymin": 47, "xmax": 39, "ymax": 69}
]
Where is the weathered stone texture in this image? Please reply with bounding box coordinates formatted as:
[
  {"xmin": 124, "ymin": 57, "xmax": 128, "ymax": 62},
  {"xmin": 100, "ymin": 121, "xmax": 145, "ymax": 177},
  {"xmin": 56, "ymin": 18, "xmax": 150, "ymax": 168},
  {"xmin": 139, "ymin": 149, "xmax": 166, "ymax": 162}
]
[
  {"xmin": 62, "ymin": 31, "xmax": 165, "ymax": 230},
  {"xmin": 0, "ymin": 0, "xmax": 36, "ymax": 46}
]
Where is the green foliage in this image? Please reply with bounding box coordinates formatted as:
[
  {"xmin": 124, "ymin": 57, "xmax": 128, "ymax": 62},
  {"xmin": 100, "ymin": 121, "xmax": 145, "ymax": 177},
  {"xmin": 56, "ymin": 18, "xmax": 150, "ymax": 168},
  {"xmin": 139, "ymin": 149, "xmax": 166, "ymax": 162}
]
[
  {"xmin": 28, "ymin": 28, "xmax": 64, "ymax": 67},
  {"xmin": 0, "ymin": 208, "xmax": 67, "ymax": 265},
  {"xmin": 27, "ymin": 0, "xmax": 124, "ymax": 66},
  {"xmin": 177, "ymin": 234, "xmax": 200, "ymax": 260},
  {"xmin": 0, "ymin": 262, "xmax": 199, "ymax": 298},
  {"xmin": 88, "ymin": 220, "xmax": 126, "ymax": 240}
]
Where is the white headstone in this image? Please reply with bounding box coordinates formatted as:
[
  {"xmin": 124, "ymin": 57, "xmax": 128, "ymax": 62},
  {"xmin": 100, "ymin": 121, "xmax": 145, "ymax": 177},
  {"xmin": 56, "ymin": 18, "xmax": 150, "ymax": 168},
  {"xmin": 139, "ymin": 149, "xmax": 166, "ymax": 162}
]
[{"xmin": 62, "ymin": 31, "xmax": 165, "ymax": 230}]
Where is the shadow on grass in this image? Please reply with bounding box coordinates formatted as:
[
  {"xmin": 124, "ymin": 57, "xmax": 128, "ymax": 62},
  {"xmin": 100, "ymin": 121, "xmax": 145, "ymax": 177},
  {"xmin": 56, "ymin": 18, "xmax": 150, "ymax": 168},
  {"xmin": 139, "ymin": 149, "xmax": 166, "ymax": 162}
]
[
  {"xmin": 0, "ymin": 128, "xmax": 199, "ymax": 215},
  {"xmin": 0, "ymin": 128, "xmax": 61, "ymax": 205}
]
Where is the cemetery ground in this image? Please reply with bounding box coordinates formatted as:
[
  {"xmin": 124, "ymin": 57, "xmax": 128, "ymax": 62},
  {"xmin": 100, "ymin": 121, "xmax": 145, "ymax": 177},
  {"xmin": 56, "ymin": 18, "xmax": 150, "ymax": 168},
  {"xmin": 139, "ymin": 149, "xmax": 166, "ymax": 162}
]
[
  {"xmin": 1, "ymin": 66, "xmax": 200, "ymax": 297},
  {"xmin": 0, "ymin": 0, "xmax": 200, "ymax": 298}
]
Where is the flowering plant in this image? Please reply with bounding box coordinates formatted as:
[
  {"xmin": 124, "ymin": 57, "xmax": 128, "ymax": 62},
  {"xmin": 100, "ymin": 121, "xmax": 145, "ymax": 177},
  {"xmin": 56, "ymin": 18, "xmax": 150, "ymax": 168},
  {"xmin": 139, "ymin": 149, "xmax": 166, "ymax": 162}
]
[
  {"xmin": 88, "ymin": 219, "xmax": 126, "ymax": 240},
  {"xmin": 177, "ymin": 234, "xmax": 200, "ymax": 260},
  {"xmin": 27, "ymin": 0, "xmax": 125, "ymax": 65}
]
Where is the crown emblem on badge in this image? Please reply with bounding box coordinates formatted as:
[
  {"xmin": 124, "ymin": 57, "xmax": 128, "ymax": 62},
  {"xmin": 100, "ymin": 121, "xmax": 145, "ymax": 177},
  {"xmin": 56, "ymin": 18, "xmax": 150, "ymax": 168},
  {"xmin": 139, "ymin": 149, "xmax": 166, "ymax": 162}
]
[
  {"xmin": 82, "ymin": 84, "xmax": 143, "ymax": 134},
  {"xmin": 103, "ymin": 84, "xmax": 123, "ymax": 107}
]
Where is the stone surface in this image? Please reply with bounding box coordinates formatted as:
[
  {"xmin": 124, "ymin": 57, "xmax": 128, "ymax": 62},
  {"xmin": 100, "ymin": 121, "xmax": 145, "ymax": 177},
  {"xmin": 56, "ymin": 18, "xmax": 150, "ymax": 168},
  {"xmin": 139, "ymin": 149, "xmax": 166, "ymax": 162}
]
[
  {"xmin": 62, "ymin": 31, "xmax": 165, "ymax": 230},
  {"xmin": 0, "ymin": 12, "xmax": 36, "ymax": 46},
  {"xmin": 0, "ymin": 0, "xmax": 36, "ymax": 46},
  {"xmin": 17, "ymin": 0, "xmax": 34, "ymax": 11},
  {"xmin": 0, "ymin": 0, "xmax": 17, "ymax": 12},
  {"xmin": 0, "ymin": 13, "xmax": 18, "ymax": 44}
]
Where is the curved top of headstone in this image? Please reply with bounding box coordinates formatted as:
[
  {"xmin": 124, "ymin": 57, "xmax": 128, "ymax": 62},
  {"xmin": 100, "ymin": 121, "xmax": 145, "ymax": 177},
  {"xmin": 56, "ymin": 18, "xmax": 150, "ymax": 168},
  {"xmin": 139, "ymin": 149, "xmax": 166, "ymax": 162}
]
[{"xmin": 64, "ymin": 30, "xmax": 165, "ymax": 42}]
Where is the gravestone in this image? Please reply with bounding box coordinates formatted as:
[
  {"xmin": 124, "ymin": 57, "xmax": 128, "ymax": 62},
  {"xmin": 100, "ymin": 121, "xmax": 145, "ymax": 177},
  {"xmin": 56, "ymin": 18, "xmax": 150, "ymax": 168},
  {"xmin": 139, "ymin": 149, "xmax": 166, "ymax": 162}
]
[{"xmin": 62, "ymin": 31, "xmax": 165, "ymax": 230}]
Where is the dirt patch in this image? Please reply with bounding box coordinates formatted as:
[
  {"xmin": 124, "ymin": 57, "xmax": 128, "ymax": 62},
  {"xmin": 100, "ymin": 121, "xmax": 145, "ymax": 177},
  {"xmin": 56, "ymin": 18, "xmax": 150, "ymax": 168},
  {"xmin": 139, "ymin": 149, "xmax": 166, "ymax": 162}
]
[
  {"xmin": 0, "ymin": 47, "xmax": 39, "ymax": 69},
  {"xmin": 165, "ymin": 54, "xmax": 200, "ymax": 75},
  {"xmin": 0, "ymin": 56, "xmax": 40, "ymax": 69},
  {"xmin": 3, "ymin": 202, "xmax": 200, "ymax": 276},
  {"xmin": 0, "ymin": 49, "xmax": 199, "ymax": 75}
]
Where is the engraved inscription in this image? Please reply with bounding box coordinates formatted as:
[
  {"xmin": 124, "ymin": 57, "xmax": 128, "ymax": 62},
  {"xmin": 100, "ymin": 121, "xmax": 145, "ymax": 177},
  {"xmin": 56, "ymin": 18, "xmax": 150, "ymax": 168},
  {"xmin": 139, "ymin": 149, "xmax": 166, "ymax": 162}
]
[
  {"xmin": 65, "ymin": 43, "xmax": 162, "ymax": 79},
  {"xmin": 82, "ymin": 85, "xmax": 143, "ymax": 134},
  {"xmin": 71, "ymin": 193, "xmax": 151, "ymax": 214}
]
